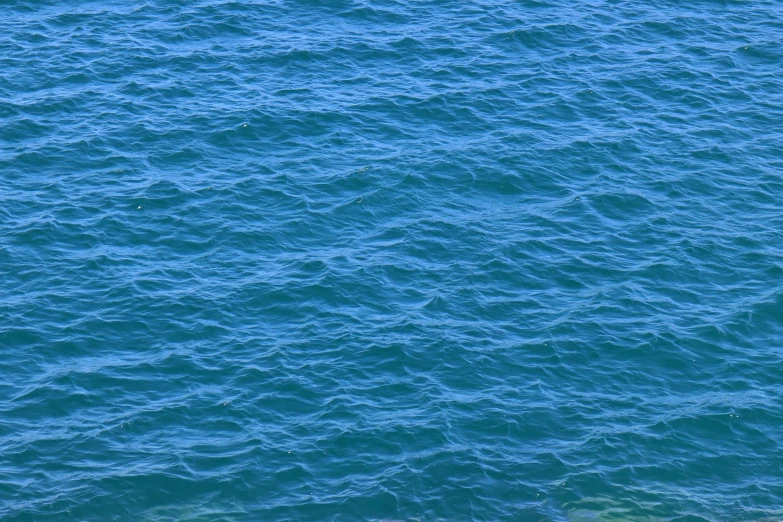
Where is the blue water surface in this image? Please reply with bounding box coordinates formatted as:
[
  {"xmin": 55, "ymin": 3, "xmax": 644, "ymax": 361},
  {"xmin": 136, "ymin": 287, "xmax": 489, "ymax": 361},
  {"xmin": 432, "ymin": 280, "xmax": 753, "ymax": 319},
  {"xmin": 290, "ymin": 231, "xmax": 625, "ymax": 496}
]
[{"xmin": 2, "ymin": 0, "xmax": 783, "ymax": 520}]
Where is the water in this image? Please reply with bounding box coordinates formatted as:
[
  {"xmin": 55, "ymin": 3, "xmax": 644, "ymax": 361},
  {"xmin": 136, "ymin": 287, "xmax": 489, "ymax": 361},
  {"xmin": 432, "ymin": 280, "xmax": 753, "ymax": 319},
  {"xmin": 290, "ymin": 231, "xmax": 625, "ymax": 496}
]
[{"xmin": 2, "ymin": 1, "xmax": 782, "ymax": 520}]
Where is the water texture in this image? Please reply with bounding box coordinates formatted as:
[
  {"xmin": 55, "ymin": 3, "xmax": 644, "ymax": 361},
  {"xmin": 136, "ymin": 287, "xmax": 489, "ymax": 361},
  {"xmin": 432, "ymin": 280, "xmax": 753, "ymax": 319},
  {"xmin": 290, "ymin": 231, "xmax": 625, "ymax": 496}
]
[{"xmin": 2, "ymin": 0, "xmax": 783, "ymax": 520}]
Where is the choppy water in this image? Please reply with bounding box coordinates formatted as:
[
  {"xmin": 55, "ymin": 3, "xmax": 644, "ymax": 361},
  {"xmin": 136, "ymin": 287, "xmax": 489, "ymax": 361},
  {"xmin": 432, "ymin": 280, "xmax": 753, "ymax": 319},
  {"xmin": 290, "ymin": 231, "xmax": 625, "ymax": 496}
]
[{"xmin": 2, "ymin": 1, "xmax": 783, "ymax": 520}]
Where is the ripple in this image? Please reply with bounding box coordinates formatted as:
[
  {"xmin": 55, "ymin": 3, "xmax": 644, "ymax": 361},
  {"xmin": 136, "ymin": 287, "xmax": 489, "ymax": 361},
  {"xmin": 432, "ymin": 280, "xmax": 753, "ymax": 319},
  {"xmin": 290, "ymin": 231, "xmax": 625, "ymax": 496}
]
[{"xmin": 2, "ymin": 0, "xmax": 783, "ymax": 520}]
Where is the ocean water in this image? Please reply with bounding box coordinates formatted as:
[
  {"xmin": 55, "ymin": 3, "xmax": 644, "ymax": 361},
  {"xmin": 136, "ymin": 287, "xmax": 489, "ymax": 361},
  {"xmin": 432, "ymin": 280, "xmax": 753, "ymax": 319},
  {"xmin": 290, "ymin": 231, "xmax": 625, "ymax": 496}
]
[{"xmin": 2, "ymin": 0, "xmax": 782, "ymax": 520}]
